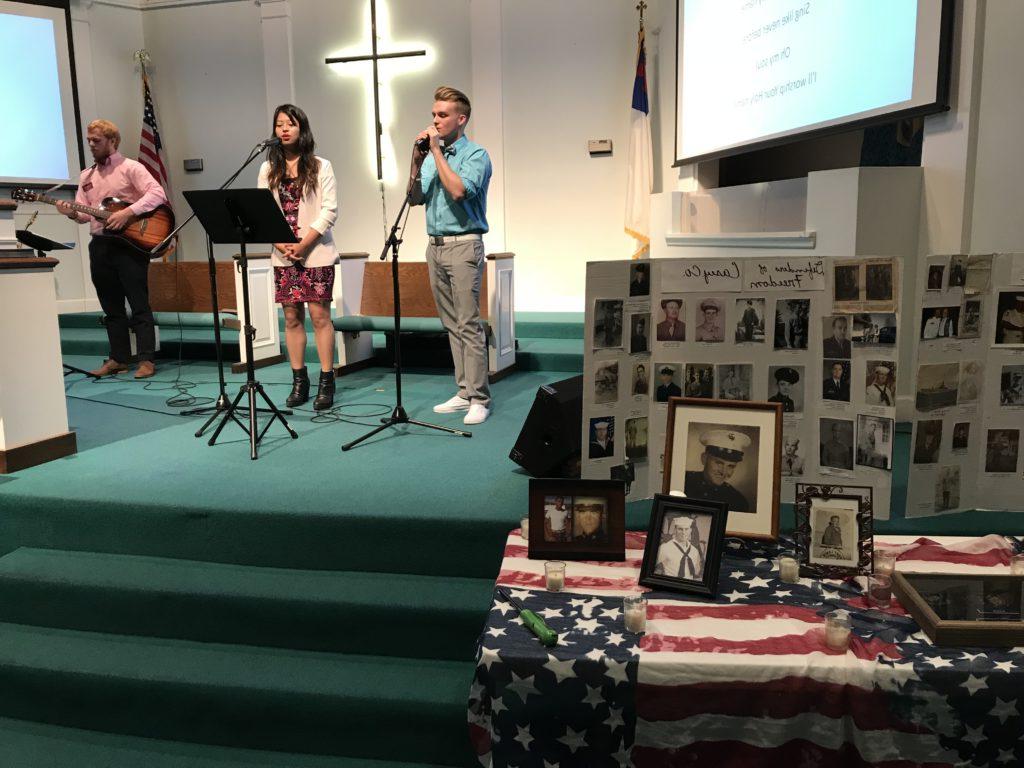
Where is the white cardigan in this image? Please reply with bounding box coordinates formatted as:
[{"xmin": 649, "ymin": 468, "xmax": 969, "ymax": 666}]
[{"xmin": 257, "ymin": 157, "xmax": 339, "ymax": 268}]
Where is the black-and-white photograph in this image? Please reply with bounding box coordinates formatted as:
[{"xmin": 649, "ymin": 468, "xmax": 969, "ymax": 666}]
[
  {"xmin": 833, "ymin": 263, "xmax": 860, "ymax": 302},
  {"xmin": 767, "ymin": 365, "xmax": 804, "ymax": 413},
  {"xmin": 683, "ymin": 422, "xmax": 760, "ymax": 513},
  {"xmin": 864, "ymin": 361, "xmax": 896, "ymax": 407},
  {"xmin": 734, "ymin": 298, "xmax": 766, "ymax": 343},
  {"xmin": 684, "ymin": 363, "xmax": 714, "ymax": 398},
  {"xmin": 919, "ymin": 306, "xmax": 960, "ymax": 340},
  {"xmin": 629, "ymin": 262, "xmax": 650, "ymax": 297},
  {"xmin": 773, "ymin": 298, "xmax": 809, "ymax": 350},
  {"xmin": 935, "ymin": 466, "xmax": 961, "ymax": 512},
  {"xmin": 960, "ymin": 299, "xmax": 982, "ymax": 339},
  {"xmin": 639, "ymin": 495, "xmax": 728, "ymax": 597},
  {"xmin": 593, "ymin": 299, "xmax": 623, "ymax": 349},
  {"xmin": 916, "ymin": 362, "xmax": 959, "ymax": 412},
  {"xmin": 694, "ymin": 298, "xmax": 725, "ymax": 343},
  {"xmin": 625, "ymin": 416, "xmax": 648, "ymax": 460},
  {"xmin": 594, "ymin": 360, "xmax": 619, "ymax": 404},
  {"xmin": 852, "ymin": 313, "xmax": 897, "ymax": 345},
  {"xmin": 856, "ymin": 414, "xmax": 893, "ymax": 470},
  {"xmin": 717, "ymin": 364, "xmax": 752, "ymax": 401},
  {"xmin": 985, "ymin": 429, "xmax": 1020, "ymax": 473},
  {"xmin": 654, "ymin": 363, "xmax": 682, "ymax": 402},
  {"xmin": 926, "ymin": 264, "xmax": 945, "ymax": 290},
  {"xmin": 822, "ymin": 315, "xmax": 852, "ymax": 358},
  {"xmin": 588, "ymin": 416, "xmax": 615, "ymax": 459},
  {"xmin": 656, "ymin": 298, "xmax": 686, "ymax": 342},
  {"xmin": 865, "ymin": 261, "xmax": 895, "ymax": 302},
  {"xmin": 965, "ymin": 254, "xmax": 993, "ymax": 295},
  {"xmin": 994, "ymin": 292, "xmax": 1024, "ymax": 346},
  {"xmin": 819, "ymin": 418, "xmax": 854, "ymax": 470},
  {"xmin": 543, "ymin": 495, "xmax": 573, "ymax": 541},
  {"xmin": 571, "ymin": 496, "xmax": 608, "ymax": 543},
  {"xmin": 809, "ymin": 497, "xmax": 860, "ymax": 568},
  {"xmin": 913, "ymin": 420, "xmax": 943, "ymax": 464},
  {"xmin": 631, "ymin": 361, "xmax": 650, "ymax": 396},
  {"xmin": 952, "ymin": 422, "xmax": 970, "ymax": 452},
  {"xmin": 780, "ymin": 431, "xmax": 805, "ymax": 476},
  {"xmin": 958, "ymin": 360, "xmax": 982, "ymax": 404},
  {"xmin": 1000, "ymin": 365, "xmax": 1024, "ymax": 406},
  {"xmin": 822, "ymin": 359, "xmax": 851, "ymax": 402},
  {"xmin": 947, "ymin": 255, "xmax": 968, "ymax": 288},
  {"xmin": 629, "ymin": 312, "xmax": 650, "ymax": 354}
]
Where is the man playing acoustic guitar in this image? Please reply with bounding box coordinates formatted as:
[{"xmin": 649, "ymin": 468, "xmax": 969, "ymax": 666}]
[{"xmin": 56, "ymin": 119, "xmax": 168, "ymax": 378}]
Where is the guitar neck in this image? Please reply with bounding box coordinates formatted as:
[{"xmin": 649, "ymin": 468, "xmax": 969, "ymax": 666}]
[{"xmin": 37, "ymin": 195, "xmax": 109, "ymax": 220}]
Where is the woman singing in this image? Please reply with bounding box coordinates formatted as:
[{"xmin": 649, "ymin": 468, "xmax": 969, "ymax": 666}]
[{"xmin": 258, "ymin": 104, "xmax": 339, "ymax": 409}]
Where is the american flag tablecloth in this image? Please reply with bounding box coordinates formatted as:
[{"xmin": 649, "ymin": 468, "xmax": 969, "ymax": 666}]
[{"xmin": 467, "ymin": 532, "xmax": 1024, "ymax": 767}]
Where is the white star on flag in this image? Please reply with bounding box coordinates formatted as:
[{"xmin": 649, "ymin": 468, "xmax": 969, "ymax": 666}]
[
  {"xmin": 543, "ymin": 654, "xmax": 577, "ymax": 679},
  {"xmin": 961, "ymin": 675, "xmax": 988, "ymax": 696},
  {"xmin": 480, "ymin": 648, "xmax": 502, "ymax": 670},
  {"xmin": 990, "ymin": 698, "xmax": 1018, "ymax": 723},
  {"xmin": 585, "ymin": 648, "xmax": 606, "ymax": 663},
  {"xmin": 582, "ymin": 686, "xmax": 606, "ymax": 708},
  {"xmin": 746, "ymin": 576, "xmax": 772, "ymax": 589},
  {"xmin": 961, "ymin": 725, "xmax": 985, "ymax": 746},
  {"xmin": 538, "ymin": 607, "xmax": 563, "ymax": 620},
  {"xmin": 993, "ymin": 659, "xmax": 1015, "ymax": 673},
  {"xmin": 485, "ymin": 627, "xmax": 506, "ymax": 638},
  {"xmin": 575, "ymin": 618, "xmax": 602, "ymax": 633},
  {"xmin": 514, "ymin": 724, "xmax": 532, "ymax": 749},
  {"xmin": 601, "ymin": 607, "xmax": 622, "ymax": 620},
  {"xmin": 605, "ymin": 658, "xmax": 630, "ymax": 681},
  {"xmin": 509, "ymin": 589, "xmax": 533, "ymax": 602},
  {"xmin": 605, "ymin": 632, "xmax": 625, "ymax": 646},
  {"xmin": 560, "ymin": 726, "xmax": 588, "ymax": 753},
  {"xmin": 492, "ymin": 601, "xmax": 514, "ymax": 616},
  {"xmin": 723, "ymin": 590, "xmax": 749, "ymax": 602}
]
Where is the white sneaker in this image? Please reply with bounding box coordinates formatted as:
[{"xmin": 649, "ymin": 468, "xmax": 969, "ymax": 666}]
[
  {"xmin": 434, "ymin": 395, "xmax": 471, "ymax": 413},
  {"xmin": 464, "ymin": 403, "xmax": 490, "ymax": 425}
]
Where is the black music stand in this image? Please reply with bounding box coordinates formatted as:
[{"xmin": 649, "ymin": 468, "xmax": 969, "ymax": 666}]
[
  {"xmin": 16, "ymin": 230, "xmax": 95, "ymax": 379},
  {"xmin": 182, "ymin": 188, "xmax": 298, "ymax": 460}
]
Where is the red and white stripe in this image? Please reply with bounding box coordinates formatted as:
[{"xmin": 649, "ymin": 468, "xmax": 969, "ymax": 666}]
[{"xmin": 138, "ymin": 73, "xmax": 172, "ymax": 201}]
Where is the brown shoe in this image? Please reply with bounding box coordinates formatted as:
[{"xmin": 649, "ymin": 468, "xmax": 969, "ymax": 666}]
[
  {"xmin": 134, "ymin": 360, "xmax": 156, "ymax": 379},
  {"xmin": 88, "ymin": 359, "xmax": 129, "ymax": 377}
]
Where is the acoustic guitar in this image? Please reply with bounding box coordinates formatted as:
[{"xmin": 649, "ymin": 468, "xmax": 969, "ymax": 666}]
[{"xmin": 10, "ymin": 188, "xmax": 176, "ymax": 257}]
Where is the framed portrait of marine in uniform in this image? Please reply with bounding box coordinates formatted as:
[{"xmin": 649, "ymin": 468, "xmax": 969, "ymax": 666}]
[
  {"xmin": 527, "ymin": 478, "xmax": 626, "ymax": 561},
  {"xmin": 793, "ymin": 484, "xmax": 873, "ymax": 578},
  {"xmin": 662, "ymin": 398, "xmax": 782, "ymax": 541}
]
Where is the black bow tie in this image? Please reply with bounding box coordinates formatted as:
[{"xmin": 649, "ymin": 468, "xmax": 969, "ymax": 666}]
[{"xmin": 443, "ymin": 145, "xmax": 456, "ymax": 158}]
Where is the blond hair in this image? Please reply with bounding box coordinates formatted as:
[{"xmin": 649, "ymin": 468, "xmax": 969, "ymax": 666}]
[
  {"xmin": 87, "ymin": 119, "xmax": 121, "ymax": 149},
  {"xmin": 434, "ymin": 86, "xmax": 471, "ymax": 119}
]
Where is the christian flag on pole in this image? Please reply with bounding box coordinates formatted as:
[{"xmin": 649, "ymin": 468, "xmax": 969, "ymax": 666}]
[
  {"xmin": 625, "ymin": 27, "xmax": 652, "ymax": 258},
  {"xmin": 138, "ymin": 70, "xmax": 172, "ymax": 203}
]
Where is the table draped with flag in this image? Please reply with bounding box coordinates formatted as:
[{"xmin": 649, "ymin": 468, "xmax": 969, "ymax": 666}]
[{"xmin": 467, "ymin": 532, "xmax": 1024, "ymax": 767}]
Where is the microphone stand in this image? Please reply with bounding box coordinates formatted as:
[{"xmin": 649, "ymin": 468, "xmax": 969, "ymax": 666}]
[
  {"xmin": 341, "ymin": 184, "xmax": 472, "ymax": 451},
  {"xmin": 152, "ymin": 141, "xmax": 283, "ymax": 435}
]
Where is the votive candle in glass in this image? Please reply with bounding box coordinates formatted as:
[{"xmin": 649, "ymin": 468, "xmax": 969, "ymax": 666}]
[
  {"xmin": 520, "ymin": 517, "xmax": 529, "ymax": 541},
  {"xmin": 825, "ymin": 611, "xmax": 852, "ymax": 651},
  {"xmin": 623, "ymin": 594, "xmax": 648, "ymax": 633},
  {"xmin": 868, "ymin": 574, "xmax": 892, "ymax": 608},
  {"xmin": 545, "ymin": 560, "xmax": 566, "ymax": 592},
  {"xmin": 873, "ymin": 549, "xmax": 896, "ymax": 576},
  {"xmin": 778, "ymin": 555, "xmax": 800, "ymax": 584},
  {"xmin": 1011, "ymin": 554, "xmax": 1024, "ymax": 576}
]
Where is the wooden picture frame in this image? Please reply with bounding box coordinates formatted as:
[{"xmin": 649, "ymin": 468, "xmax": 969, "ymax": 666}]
[
  {"xmin": 663, "ymin": 397, "xmax": 782, "ymax": 540},
  {"xmin": 527, "ymin": 478, "xmax": 626, "ymax": 561},
  {"xmin": 639, "ymin": 494, "xmax": 728, "ymax": 597},
  {"xmin": 893, "ymin": 572, "xmax": 1024, "ymax": 647},
  {"xmin": 794, "ymin": 483, "xmax": 873, "ymax": 578}
]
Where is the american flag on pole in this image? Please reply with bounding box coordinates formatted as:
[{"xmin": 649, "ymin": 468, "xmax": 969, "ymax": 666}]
[
  {"xmin": 624, "ymin": 26, "xmax": 653, "ymax": 259},
  {"xmin": 138, "ymin": 69, "xmax": 172, "ymax": 202},
  {"xmin": 469, "ymin": 532, "xmax": 1024, "ymax": 767}
]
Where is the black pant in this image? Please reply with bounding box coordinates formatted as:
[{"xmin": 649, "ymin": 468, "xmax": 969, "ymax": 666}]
[{"xmin": 89, "ymin": 236, "xmax": 155, "ymax": 363}]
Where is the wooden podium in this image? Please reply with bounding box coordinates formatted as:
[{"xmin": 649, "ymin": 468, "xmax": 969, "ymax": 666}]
[{"xmin": 0, "ymin": 256, "xmax": 77, "ymax": 472}]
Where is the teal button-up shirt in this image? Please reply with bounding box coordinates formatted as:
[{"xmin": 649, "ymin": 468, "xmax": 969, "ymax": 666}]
[{"xmin": 420, "ymin": 135, "xmax": 491, "ymax": 236}]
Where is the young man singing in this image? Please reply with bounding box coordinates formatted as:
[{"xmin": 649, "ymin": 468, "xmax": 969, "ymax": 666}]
[{"xmin": 408, "ymin": 86, "xmax": 493, "ymax": 425}]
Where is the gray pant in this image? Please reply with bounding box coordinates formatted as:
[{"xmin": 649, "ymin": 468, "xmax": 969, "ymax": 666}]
[{"xmin": 426, "ymin": 239, "xmax": 490, "ymax": 406}]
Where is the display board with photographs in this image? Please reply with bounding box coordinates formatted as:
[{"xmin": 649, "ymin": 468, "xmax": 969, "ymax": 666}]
[
  {"xmin": 581, "ymin": 256, "xmax": 902, "ymax": 521},
  {"xmin": 906, "ymin": 252, "xmax": 1024, "ymax": 516}
]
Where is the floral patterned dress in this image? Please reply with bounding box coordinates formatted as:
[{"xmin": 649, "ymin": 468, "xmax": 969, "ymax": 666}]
[{"xmin": 273, "ymin": 178, "xmax": 335, "ymax": 304}]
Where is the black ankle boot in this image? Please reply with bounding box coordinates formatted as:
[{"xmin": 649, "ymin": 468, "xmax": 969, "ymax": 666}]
[
  {"xmin": 286, "ymin": 367, "xmax": 309, "ymax": 407},
  {"xmin": 314, "ymin": 369, "xmax": 336, "ymax": 411}
]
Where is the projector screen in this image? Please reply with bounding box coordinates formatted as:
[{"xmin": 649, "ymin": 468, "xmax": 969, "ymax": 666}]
[
  {"xmin": 0, "ymin": 0, "xmax": 81, "ymax": 185},
  {"xmin": 674, "ymin": 0, "xmax": 953, "ymax": 166}
]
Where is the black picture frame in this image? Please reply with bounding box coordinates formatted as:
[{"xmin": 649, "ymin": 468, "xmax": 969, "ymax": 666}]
[
  {"xmin": 794, "ymin": 484, "xmax": 873, "ymax": 578},
  {"xmin": 528, "ymin": 478, "xmax": 626, "ymax": 561},
  {"xmin": 638, "ymin": 494, "xmax": 728, "ymax": 597}
]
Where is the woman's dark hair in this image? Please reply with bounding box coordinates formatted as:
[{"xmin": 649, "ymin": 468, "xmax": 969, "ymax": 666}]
[{"xmin": 267, "ymin": 104, "xmax": 319, "ymax": 199}]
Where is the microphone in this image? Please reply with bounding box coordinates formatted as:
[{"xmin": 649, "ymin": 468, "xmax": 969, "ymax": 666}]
[
  {"xmin": 415, "ymin": 136, "xmax": 430, "ymax": 152},
  {"xmin": 258, "ymin": 137, "xmax": 282, "ymax": 150}
]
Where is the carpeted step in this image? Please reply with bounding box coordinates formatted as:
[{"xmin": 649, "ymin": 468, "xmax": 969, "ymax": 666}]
[
  {"xmin": 0, "ymin": 548, "xmax": 492, "ymax": 661},
  {"xmin": 514, "ymin": 337, "xmax": 584, "ymax": 372},
  {"xmin": 514, "ymin": 311, "xmax": 584, "ymax": 339},
  {"xmin": 0, "ymin": 716, "xmax": 460, "ymax": 768},
  {"xmin": 0, "ymin": 622, "xmax": 479, "ymax": 766}
]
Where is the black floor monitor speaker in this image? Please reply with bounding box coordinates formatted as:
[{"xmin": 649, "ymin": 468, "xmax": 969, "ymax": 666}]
[{"xmin": 509, "ymin": 375, "xmax": 583, "ymax": 477}]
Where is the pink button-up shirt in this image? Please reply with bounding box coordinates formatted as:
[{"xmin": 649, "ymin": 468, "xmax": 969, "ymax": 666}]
[{"xmin": 73, "ymin": 151, "xmax": 168, "ymax": 235}]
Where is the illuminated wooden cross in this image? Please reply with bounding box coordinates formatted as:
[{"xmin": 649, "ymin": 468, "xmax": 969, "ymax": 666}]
[{"xmin": 325, "ymin": 0, "xmax": 428, "ymax": 181}]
